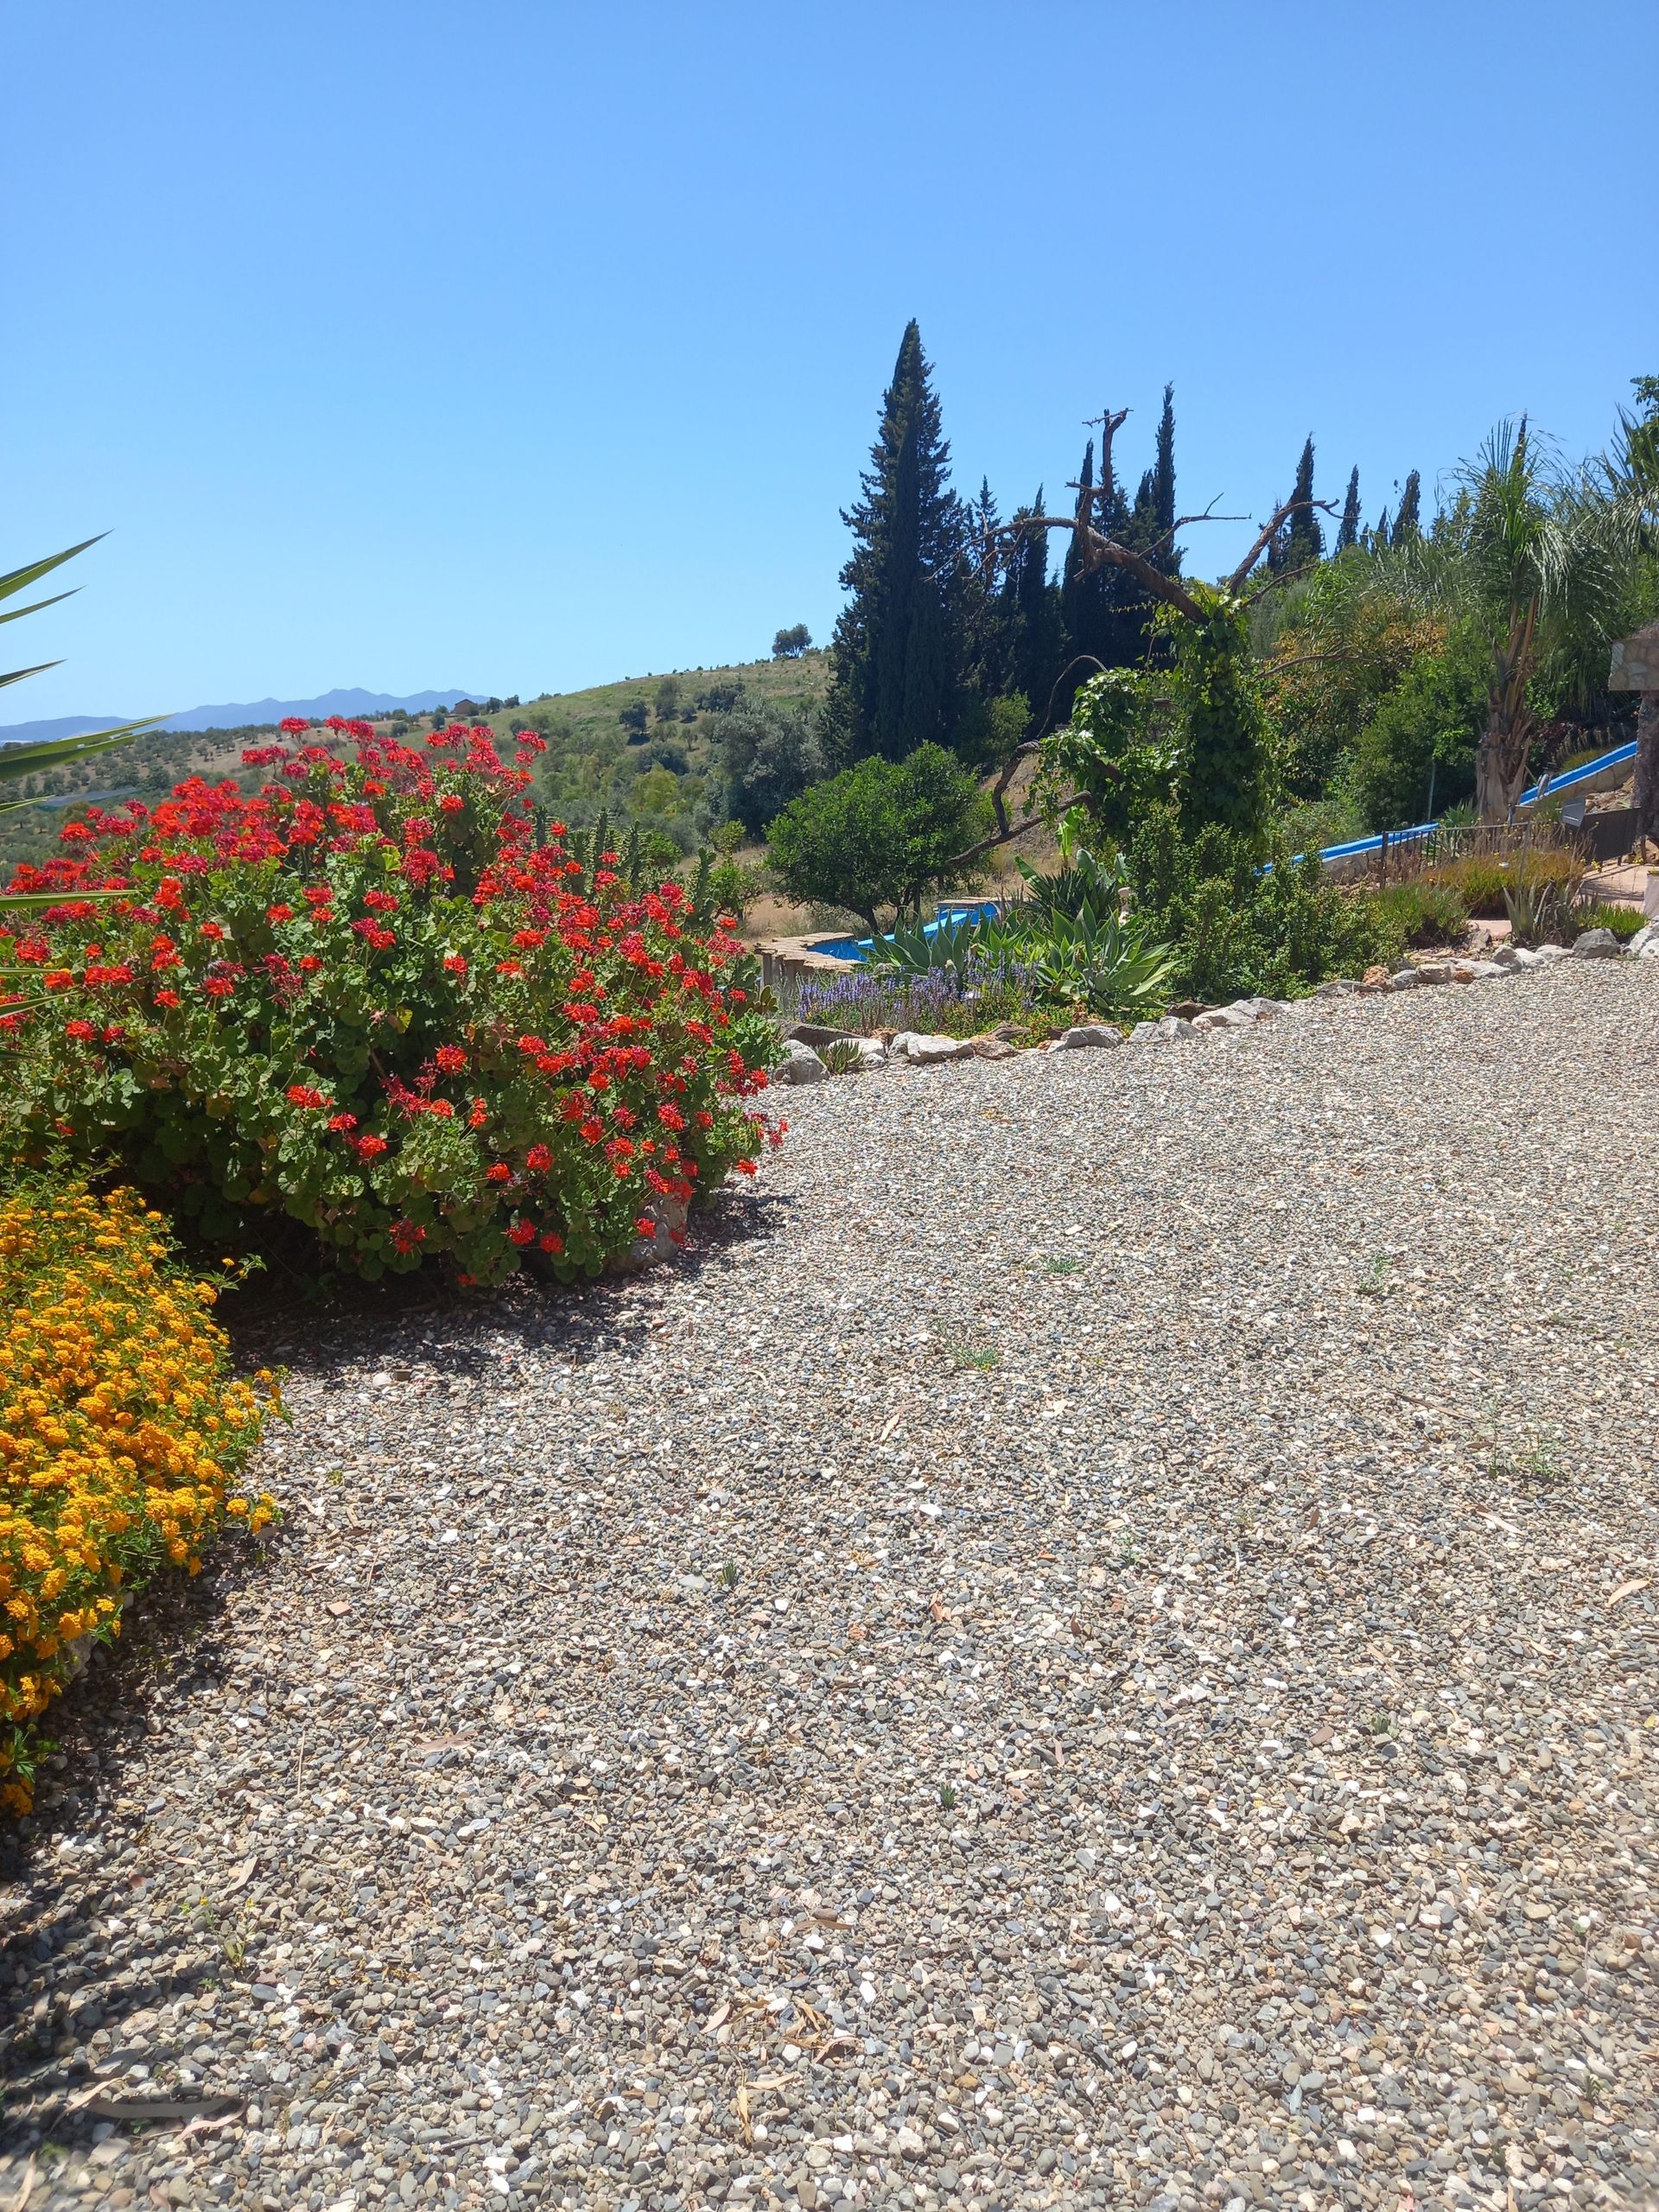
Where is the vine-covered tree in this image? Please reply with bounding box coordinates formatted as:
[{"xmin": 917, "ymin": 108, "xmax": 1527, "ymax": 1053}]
[{"xmin": 822, "ymin": 321, "xmax": 968, "ymax": 766}]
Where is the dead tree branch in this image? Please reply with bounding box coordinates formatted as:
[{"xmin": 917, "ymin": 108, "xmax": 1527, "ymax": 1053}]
[{"xmin": 1225, "ymin": 496, "xmax": 1339, "ymax": 594}]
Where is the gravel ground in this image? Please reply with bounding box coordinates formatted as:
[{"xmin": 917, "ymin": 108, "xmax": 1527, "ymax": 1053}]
[{"xmin": 3, "ymin": 959, "xmax": 1656, "ymax": 2212}]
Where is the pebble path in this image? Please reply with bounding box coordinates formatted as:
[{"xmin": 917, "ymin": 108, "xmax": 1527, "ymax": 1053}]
[{"xmin": 2, "ymin": 959, "xmax": 1656, "ymax": 2212}]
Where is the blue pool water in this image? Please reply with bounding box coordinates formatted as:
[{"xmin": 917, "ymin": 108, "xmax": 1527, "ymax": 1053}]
[{"xmin": 807, "ymin": 900, "xmax": 1001, "ymax": 964}]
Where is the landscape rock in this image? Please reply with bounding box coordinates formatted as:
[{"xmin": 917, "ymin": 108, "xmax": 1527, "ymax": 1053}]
[
  {"xmin": 969, "ymin": 1034, "xmax": 1020, "ymax": 1059},
  {"xmin": 1388, "ymin": 967, "xmax": 1421, "ymax": 988},
  {"xmin": 1535, "ymin": 941, "xmax": 1571, "ymax": 963},
  {"xmin": 1313, "ymin": 976, "xmax": 1360, "ymax": 997},
  {"xmin": 1191, "ymin": 1007, "xmax": 1252, "ymax": 1033},
  {"xmin": 890, "ymin": 1030, "xmax": 975, "ymax": 1064},
  {"xmin": 1628, "ymin": 921, "xmax": 1657, "ymax": 957},
  {"xmin": 1414, "ymin": 960, "xmax": 1452, "ymax": 984},
  {"xmin": 785, "ymin": 1021, "xmax": 852, "ymax": 1049},
  {"xmin": 773, "ymin": 1039, "xmax": 828, "ymax": 1084},
  {"xmin": 1128, "ymin": 1014, "xmax": 1198, "ymax": 1043},
  {"xmin": 1050, "ymin": 1023, "xmax": 1123, "ymax": 1051},
  {"xmin": 1572, "ymin": 926, "xmax": 1620, "ymax": 958}
]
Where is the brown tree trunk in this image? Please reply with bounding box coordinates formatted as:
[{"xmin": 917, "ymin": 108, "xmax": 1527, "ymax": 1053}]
[
  {"xmin": 1475, "ymin": 723, "xmax": 1530, "ymax": 825},
  {"xmin": 1635, "ymin": 690, "xmax": 1659, "ymax": 850}
]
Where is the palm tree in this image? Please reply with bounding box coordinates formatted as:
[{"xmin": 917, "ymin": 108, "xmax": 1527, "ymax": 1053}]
[{"xmin": 1446, "ymin": 421, "xmax": 1639, "ymax": 822}]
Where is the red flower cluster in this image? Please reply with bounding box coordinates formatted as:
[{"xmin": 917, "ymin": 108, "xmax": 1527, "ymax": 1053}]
[{"xmin": 1, "ymin": 721, "xmax": 778, "ymax": 1282}]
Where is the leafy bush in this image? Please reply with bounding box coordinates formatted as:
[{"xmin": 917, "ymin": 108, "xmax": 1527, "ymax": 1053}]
[
  {"xmin": 1351, "ymin": 627, "xmax": 1486, "ymax": 830},
  {"xmin": 0, "ymin": 1181, "xmax": 277, "ymax": 1813},
  {"xmin": 1127, "ymin": 805, "xmax": 1402, "ymax": 1003},
  {"xmin": 766, "ymin": 745, "xmax": 990, "ymax": 935},
  {"xmin": 1374, "ymin": 878, "xmax": 1470, "ymax": 949},
  {"xmin": 0, "ymin": 722, "xmax": 777, "ymax": 1284},
  {"xmin": 716, "ymin": 696, "xmax": 824, "ymax": 834}
]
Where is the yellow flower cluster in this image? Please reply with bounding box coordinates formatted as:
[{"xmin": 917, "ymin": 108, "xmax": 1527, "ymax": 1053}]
[{"xmin": 0, "ymin": 1184, "xmax": 279, "ymax": 1815}]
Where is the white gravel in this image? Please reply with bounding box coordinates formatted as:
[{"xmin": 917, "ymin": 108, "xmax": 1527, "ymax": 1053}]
[{"xmin": 3, "ymin": 959, "xmax": 1656, "ymax": 2212}]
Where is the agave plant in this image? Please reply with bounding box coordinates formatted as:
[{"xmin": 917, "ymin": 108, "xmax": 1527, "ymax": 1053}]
[
  {"xmin": 1007, "ymin": 900, "xmax": 1174, "ymax": 1017},
  {"xmin": 862, "ymin": 912, "xmax": 985, "ymax": 977}
]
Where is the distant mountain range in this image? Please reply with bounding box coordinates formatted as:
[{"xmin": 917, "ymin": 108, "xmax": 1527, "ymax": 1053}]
[{"xmin": 0, "ymin": 687, "xmax": 488, "ymax": 747}]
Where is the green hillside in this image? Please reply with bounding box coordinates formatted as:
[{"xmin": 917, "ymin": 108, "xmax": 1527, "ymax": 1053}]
[{"xmin": 0, "ymin": 651, "xmax": 830, "ymax": 869}]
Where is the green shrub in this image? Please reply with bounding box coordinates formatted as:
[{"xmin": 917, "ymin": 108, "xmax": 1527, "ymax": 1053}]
[
  {"xmin": 0, "ymin": 723, "xmax": 776, "ymax": 1284},
  {"xmin": 1128, "ymin": 805, "xmax": 1401, "ymax": 1003}
]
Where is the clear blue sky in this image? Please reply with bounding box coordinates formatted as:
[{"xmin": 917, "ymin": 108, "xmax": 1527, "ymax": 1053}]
[{"xmin": 9, "ymin": 0, "xmax": 1656, "ymax": 718}]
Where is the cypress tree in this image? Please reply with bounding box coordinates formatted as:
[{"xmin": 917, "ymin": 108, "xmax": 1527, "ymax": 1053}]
[
  {"xmin": 1391, "ymin": 470, "xmax": 1422, "ymax": 544},
  {"xmin": 1284, "ymin": 436, "xmax": 1324, "ymax": 571},
  {"xmin": 1335, "ymin": 467, "xmax": 1362, "ymax": 553},
  {"xmin": 1007, "ymin": 486, "xmax": 1066, "ymax": 728},
  {"xmin": 1147, "ymin": 383, "xmax": 1178, "ymax": 569},
  {"xmin": 823, "ymin": 321, "xmax": 968, "ymax": 765}
]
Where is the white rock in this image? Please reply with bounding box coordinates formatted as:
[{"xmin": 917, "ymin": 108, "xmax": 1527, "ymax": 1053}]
[
  {"xmin": 1052, "ymin": 1023, "xmax": 1123, "ymax": 1051},
  {"xmin": 891, "ymin": 1031, "xmax": 974, "ymax": 1065},
  {"xmin": 1572, "ymin": 927, "xmax": 1620, "ymax": 959},
  {"xmin": 1510, "ymin": 945, "xmax": 1545, "ymax": 967},
  {"xmin": 1227, "ymin": 996, "xmax": 1279, "ymax": 1021},
  {"xmin": 773, "ymin": 1040, "xmax": 828, "ymax": 1084},
  {"xmin": 893, "ymin": 2125, "xmax": 926, "ymax": 2159},
  {"xmin": 1627, "ymin": 922, "xmax": 1656, "ymax": 957},
  {"xmin": 1465, "ymin": 960, "xmax": 1505, "ymax": 980},
  {"xmin": 1534, "ymin": 942, "xmax": 1570, "ymax": 963},
  {"xmin": 1192, "ymin": 1007, "xmax": 1252, "ymax": 1033}
]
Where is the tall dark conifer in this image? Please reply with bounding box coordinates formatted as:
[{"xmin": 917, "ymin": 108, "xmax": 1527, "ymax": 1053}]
[
  {"xmin": 1284, "ymin": 436, "xmax": 1324, "ymax": 571},
  {"xmin": 1391, "ymin": 470, "xmax": 1422, "ymax": 544},
  {"xmin": 823, "ymin": 321, "xmax": 968, "ymax": 765},
  {"xmin": 1006, "ymin": 486, "xmax": 1065, "ymax": 727},
  {"xmin": 1335, "ymin": 467, "xmax": 1362, "ymax": 553}
]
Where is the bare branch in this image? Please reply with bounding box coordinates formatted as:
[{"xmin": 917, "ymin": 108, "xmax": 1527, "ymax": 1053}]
[
  {"xmin": 931, "ymin": 738, "xmax": 1046, "ymax": 876},
  {"xmin": 994, "ymin": 513, "xmax": 1208, "ymax": 624},
  {"xmin": 1039, "ymin": 655, "xmax": 1109, "ymax": 737},
  {"xmin": 1226, "ymin": 497, "xmax": 1339, "ymax": 594},
  {"xmin": 1141, "ymin": 499, "xmax": 1247, "ymax": 559}
]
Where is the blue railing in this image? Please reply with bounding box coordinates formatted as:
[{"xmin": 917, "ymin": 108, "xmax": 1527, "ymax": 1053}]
[{"xmin": 1311, "ymin": 740, "xmax": 1638, "ymax": 868}]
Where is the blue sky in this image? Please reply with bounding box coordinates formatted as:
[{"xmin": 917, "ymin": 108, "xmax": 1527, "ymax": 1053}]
[{"xmin": 9, "ymin": 0, "xmax": 1656, "ymax": 718}]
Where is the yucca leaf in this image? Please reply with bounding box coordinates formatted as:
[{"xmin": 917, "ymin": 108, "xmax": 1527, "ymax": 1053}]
[
  {"xmin": 0, "ymin": 537, "xmax": 106, "ymax": 607},
  {"xmin": 0, "ymin": 588, "xmax": 78, "ymax": 628},
  {"xmin": 0, "ymin": 659, "xmax": 64, "ymax": 690},
  {"xmin": 0, "ymin": 714, "xmax": 168, "ymax": 787},
  {"xmin": 0, "ymin": 888, "xmax": 126, "ymax": 912}
]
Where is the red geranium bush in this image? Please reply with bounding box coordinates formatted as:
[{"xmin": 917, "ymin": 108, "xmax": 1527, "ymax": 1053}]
[{"xmin": 0, "ymin": 719, "xmax": 780, "ymax": 1282}]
